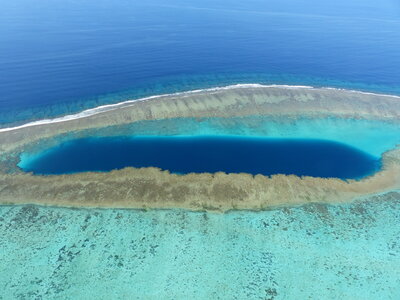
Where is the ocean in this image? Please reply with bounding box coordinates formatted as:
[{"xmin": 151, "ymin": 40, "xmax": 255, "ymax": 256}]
[
  {"xmin": 1, "ymin": 0, "xmax": 400, "ymax": 299},
  {"xmin": 1, "ymin": 0, "xmax": 400, "ymax": 126}
]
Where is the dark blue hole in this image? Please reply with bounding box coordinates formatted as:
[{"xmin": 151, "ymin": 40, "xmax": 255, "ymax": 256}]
[{"xmin": 19, "ymin": 136, "xmax": 381, "ymax": 179}]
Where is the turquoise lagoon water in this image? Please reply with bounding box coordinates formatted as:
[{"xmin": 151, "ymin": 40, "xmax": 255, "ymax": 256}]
[
  {"xmin": 18, "ymin": 116, "xmax": 400, "ymax": 175},
  {"xmin": 1, "ymin": 192, "xmax": 400, "ymax": 299},
  {"xmin": 18, "ymin": 136, "xmax": 380, "ymax": 179},
  {"xmin": 2, "ymin": 0, "xmax": 400, "ymax": 298},
  {"xmin": 8, "ymin": 115, "xmax": 400, "ymax": 300},
  {"xmin": 75, "ymin": 116, "xmax": 400, "ymax": 158}
]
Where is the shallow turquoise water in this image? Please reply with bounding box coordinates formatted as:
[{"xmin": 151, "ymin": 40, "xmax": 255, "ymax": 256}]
[
  {"xmin": 7, "ymin": 116, "xmax": 400, "ymax": 299},
  {"xmin": 103, "ymin": 116, "xmax": 400, "ymax": 158},
  {"xmin": 23, "ymin": 116, "xmax": 400, "ymax": 158},
  {"xmin": 1, "ymin": 191, "xmax": 400, "ymax": 299},
  {"xmin": 2, "ymin": 0, "xmax": 400, "ymax": 298}
]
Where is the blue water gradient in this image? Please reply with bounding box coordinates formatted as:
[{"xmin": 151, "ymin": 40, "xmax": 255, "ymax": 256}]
[
  {"xmin": 1, "ymin": 192, "xmax": 400, "ymax": 299},
  {"xmin": 18, "ymin": 136, "xmax": 381, "ymax": 179},
  {"xmin": 77, "ymin": 116, "xmax": 400, "ymax": 157},
  {"xmin": 2, "ymin": 1, "xmax": 400, "ymax": 298},
  {"xmin": 1, "ymin": 0, "xmax": 400, "ymax": 126}
]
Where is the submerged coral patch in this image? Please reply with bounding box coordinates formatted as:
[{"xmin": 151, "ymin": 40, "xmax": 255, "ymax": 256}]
[{"xmin": 0, "ymin": 86, "xmax": 399, "ymax": 210}]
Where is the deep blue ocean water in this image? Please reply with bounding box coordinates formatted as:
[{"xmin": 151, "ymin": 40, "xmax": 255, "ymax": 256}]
[
  {"xmin": 2, "ymin": 1, "xmax": 400, "ymax": 298},
  {"xmin": 18, "ymin": 136, "xmax": 381, "ymax": 179},
  {"xmin": 1, "ymin": 0, "xmax": 400, "ymax": 126}
]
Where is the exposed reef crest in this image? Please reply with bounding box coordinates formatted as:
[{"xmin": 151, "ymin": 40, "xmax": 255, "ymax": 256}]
[{"xmin": 0, "ymin": 86, "xmax": 399, "ymax": 211}]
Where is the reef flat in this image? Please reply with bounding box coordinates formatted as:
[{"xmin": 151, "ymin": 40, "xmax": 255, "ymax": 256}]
[
  {"xmin": 1, "ymin": 191, "xmax": 400, "ymax": 299},
  {"xmin": 0, "ymin": 85, "xmax": 399, "ymax": 211}
]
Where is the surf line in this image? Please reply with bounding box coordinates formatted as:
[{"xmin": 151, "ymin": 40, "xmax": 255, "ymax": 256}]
[{"xmin": 0, "ymin": 83, "xmax": 398, "ymax": 133}]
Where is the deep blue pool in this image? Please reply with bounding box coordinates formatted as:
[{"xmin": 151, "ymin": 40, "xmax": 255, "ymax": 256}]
[{"xmin": 18, "ymin": 136, "xmax": 381, "ymax": 179}]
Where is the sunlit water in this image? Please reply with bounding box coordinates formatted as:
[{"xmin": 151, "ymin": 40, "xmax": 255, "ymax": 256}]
[
  {"xmin": 1, "ymin": 192, "xmax": 400, "ymax": 299},
  {"xmin": 2, "ymin": 0, "xmax": 400, "ymax": 298},
  {"xmin": 1, "ymin": 0, "xmax": 400, "ymax": 126}
]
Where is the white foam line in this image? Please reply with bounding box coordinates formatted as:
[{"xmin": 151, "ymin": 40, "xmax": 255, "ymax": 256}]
[
  {"xmin": 323, "ymin": 87, "xmax": 400, "ymax": 99},
  {"xmin": 0, "ymin": 83, "xmax": 398, "ymax": 133}
]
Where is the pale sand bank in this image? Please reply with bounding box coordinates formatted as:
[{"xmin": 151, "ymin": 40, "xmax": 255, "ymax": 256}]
[{"xmin": 0, "ymin": 86, "xmax": 399, "ymax": 211}]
